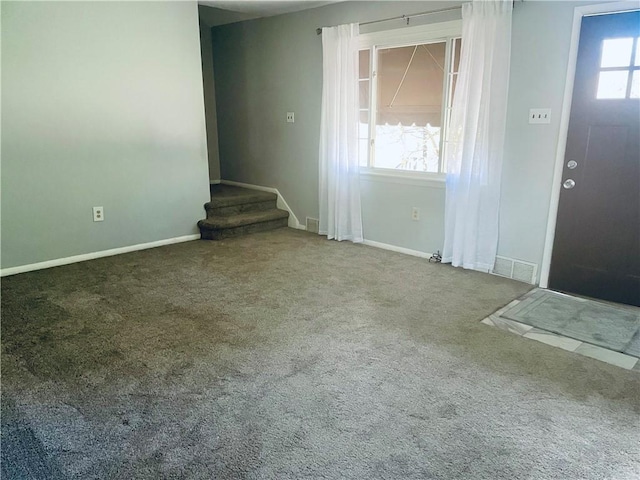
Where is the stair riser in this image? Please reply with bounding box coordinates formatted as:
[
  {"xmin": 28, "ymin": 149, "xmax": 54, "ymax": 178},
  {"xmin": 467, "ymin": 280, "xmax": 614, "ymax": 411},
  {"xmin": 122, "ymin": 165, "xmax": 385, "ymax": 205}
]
[
  {"xmin": 206, "ymin": 200, "xmax": 277, "ymax": 217},
  {"xmin": 200, "ymin": 218, "xmax": 288, "ymax": 240}
]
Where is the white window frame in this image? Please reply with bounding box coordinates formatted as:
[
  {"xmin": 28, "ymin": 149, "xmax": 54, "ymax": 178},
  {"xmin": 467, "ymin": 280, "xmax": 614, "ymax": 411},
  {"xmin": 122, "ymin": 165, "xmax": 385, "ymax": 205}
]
[{"xmin": 358, "ymin": 20, "xmax": 462, "ymax": 184}]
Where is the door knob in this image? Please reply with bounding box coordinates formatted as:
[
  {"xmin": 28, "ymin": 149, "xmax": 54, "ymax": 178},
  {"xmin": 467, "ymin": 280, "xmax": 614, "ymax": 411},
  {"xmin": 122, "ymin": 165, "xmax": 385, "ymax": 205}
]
[{"xmin": 563, "ymin": 179, "xmax": 576, "ymax": 189}]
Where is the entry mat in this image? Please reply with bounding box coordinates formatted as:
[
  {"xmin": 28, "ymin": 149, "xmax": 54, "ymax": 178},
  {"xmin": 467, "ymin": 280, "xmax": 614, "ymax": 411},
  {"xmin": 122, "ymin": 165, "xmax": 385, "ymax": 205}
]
[{"xmin": 501, "ymin": 289, "xmax": 640, "ymax": 358}]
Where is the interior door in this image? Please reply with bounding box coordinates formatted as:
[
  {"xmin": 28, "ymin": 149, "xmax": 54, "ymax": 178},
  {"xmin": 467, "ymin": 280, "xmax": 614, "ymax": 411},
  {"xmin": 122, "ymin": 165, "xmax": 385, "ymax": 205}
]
[{"xmin": 549, "ymin": 10, "xmax": 640, "ymax": 307}]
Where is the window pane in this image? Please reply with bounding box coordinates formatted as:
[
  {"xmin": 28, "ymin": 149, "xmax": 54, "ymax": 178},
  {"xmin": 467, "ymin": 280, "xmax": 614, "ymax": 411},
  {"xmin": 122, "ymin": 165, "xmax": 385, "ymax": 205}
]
[
  {"xmin": 450, "ymin": 73, "xmax": 458, "ymax": 104},
  {"xmin": 359, "ymin": 109, "xmax": 369, "ymax": 167},
  {"xmin": 359, "ymin": 110, "xmax": 369, "ymax": 126},
  {"xmin": 359, "ymin": 138, "xmax": 369, "ymax": 167},
  {"xmin": 635, "ymin": 37, "xmax": 640, "ymax": 66},
  {"xmin": 374, "ymin": 125, "xmax": 441, "ymax": 172},
  {"xmin": 359, "ymin": 49, "xmax": 370, "ymax": 79},
  {"xmin": 601, "ymin": 38, "xmax": 633, "ymax": 67},
  {"xmin": 359, "ymin": 80, "xmax": 370, "ymax": 109},
  {"xmin": 452, "ymin": 38, "xmax": 461, "ymax": 73},
  {"xmin": 374, "ymin": 42, "xmax": 445, "ymax": 173},
  {"xmin": 596, "ymin": 70, "xmax": 629, "ymax": 99},
  {"xmin": 631, "ymin": 71, "xmax": 640, "ymax": 99}
]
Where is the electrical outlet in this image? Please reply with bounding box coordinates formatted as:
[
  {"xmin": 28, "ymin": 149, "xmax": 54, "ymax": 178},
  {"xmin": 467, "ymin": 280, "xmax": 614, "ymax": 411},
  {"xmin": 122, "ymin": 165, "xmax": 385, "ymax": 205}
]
[
  {"xmin": 286, "ymin": 112, "xmax": 295, "ymax": 123},
  {"xmin": 411, "ymin": 207, "xmax": 420, "ymax": 221},
  {"xmin": 528, "ymin": 108, "xmax": 551, "ymax": 124},
  {"xmin": 93, "ymin": 206, "xmax": 104, "ymax": 222}
]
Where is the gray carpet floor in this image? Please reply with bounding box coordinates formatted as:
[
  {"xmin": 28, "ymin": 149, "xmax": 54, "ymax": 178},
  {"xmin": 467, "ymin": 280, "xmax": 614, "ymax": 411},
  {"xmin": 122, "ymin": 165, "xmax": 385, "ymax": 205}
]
[{"xmin": 1, "ymin": 228, "xmax": 639, "ymax": 479}]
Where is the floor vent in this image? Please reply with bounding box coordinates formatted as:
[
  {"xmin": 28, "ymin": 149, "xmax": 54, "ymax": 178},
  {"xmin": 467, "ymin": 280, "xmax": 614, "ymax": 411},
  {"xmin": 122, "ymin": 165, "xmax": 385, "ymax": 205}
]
[
  {"xmin": 306, "ymin": 217, "xmax": 319, "ymax": 234},
  {"xmin": 492, "ymin": 256, "xmax": 538, "ymax": 285}
]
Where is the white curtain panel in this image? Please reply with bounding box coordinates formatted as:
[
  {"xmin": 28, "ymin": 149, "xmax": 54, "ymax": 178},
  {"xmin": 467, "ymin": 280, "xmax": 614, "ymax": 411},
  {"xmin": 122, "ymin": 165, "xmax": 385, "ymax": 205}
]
[
  {"xmin": 442, "ymin": 0, "xmax": 512, "ymax": 271},
  {"xmin": 319, "ymin": 23, "xmax": 363, "ymax": 243}
]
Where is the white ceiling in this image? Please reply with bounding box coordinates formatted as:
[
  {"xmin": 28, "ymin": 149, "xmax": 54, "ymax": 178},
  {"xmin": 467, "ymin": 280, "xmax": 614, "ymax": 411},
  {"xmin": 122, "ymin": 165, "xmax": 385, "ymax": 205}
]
[{"xmin": 198, "ymin": 1, "xmax": 339, "ymax": 18}]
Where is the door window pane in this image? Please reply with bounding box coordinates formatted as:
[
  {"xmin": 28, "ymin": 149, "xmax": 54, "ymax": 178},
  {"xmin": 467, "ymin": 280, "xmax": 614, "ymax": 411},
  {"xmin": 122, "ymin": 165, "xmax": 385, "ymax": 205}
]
[
  {"xmin": 600, "ymin": 37, "xmax": 633, "ymax": 67},
  {"xmin": 596, "ymin": 70, "xmax": 629, "ymax": 99},
  {"xmin": 630, "ymin": 71, "xmax": 640, "ymax": 99},
  {"xmin": 635, "ymin": 37, "xmax": 640, "ymax": 66},
  {"xmin": 374, "ymin": 42, "xmax": 446, "ymax": 172}
]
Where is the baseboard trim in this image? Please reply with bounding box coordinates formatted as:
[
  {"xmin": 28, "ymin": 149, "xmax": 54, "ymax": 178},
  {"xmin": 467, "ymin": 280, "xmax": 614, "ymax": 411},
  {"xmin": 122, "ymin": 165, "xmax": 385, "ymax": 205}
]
[
  {"xmin": 362, "ymin": 239, "xmax": 433, "ymax": 259},
  {"xmin": 0, "ymin": 234, "xmax": 201, "ymax": 277},
  {"xmin": 220, "ymin": 180, "xmax": 305, "ymax": 230}
]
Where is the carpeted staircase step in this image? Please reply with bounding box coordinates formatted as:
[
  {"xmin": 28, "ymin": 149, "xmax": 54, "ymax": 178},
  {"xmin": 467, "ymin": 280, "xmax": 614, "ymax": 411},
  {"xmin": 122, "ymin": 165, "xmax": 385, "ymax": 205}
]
[
  {"xmin": 199, "ymin": 184, "xmax": 290, "ymax": 240},
  {"xmin": 208, "ymin": 184, "xmax": 276, "ymax": 208},
  {"xmin": 198, "ymin": 209, "xmax": 289, "ymax": 240},
  {"xmin": 205, "ymin": 198, "xmax": 277, "ymax": 217},
  {"xmin": 206, "ymin": 185, "xmax": 278, "ymax": 216}
]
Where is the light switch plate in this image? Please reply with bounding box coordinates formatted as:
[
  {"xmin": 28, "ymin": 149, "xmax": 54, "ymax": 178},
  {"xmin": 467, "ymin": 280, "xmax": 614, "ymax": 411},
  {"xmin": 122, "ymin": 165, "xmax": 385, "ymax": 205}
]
[{"xmin": 529, "ymin": 108, "xmax": 551, "ymax": 124}]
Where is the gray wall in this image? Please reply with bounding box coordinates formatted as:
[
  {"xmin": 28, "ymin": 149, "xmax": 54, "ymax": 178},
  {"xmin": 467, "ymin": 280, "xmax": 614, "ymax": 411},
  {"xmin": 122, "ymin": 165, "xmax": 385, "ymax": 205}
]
[
  {"xmin": 200, "ymin": 23, "xmax": 222, "ymax": 181},
  {"xmin": 211, "ymin": 1, "xmax": 461, "ymax": 242},
  {"xmin": 499, "ymin": 0, "xmax": 602, "ymax": 273},
  {"xmin": 210, "ymin": 0, "xmax": 609, "ymax": 279},
  {"xmin": 1, "ymin": 1, "xmax": 210, "ymax": 270}
]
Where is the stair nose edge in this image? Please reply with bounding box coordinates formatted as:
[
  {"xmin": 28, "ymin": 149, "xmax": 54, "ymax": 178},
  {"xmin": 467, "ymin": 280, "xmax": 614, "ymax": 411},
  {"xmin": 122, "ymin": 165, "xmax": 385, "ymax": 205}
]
[{"xmin": 198, "ymin": 208, "xmax": 289, "ymax": 231}]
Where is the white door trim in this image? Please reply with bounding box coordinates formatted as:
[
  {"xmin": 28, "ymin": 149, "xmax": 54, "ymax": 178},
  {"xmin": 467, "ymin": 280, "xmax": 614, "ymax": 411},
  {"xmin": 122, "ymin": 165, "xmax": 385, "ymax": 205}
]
[{"xmin": 539, "ymin": 0, "xmax": 640, "ymax": 288}]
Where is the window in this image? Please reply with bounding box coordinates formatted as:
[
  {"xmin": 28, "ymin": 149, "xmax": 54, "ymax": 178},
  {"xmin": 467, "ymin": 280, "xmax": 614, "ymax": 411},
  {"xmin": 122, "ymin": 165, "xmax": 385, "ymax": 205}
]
[
  {"xmin": 596, "ymin": 36, "xmax": 640, "ymax": 99},
  {"xmin": 358, "ymin": 21, "xmax": 462, "ymax": 175}
]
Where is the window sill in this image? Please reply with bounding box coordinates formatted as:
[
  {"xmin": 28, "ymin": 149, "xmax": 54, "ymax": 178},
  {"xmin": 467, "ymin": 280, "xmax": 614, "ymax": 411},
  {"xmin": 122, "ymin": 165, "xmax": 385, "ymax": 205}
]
[{"xmin": 359, "ymin": 168, "xmax": 446, "ymax": 188}]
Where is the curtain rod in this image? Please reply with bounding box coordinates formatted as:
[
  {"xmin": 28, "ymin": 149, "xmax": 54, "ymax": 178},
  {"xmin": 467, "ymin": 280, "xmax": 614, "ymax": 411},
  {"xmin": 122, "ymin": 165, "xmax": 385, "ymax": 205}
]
[
  {"xmin": 315, "ymin": 5, "xmax": 462, "ymax": 35},
  {"xmin": 315, "ymin": 1, "xmax": 518, "ymax": 35}
]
